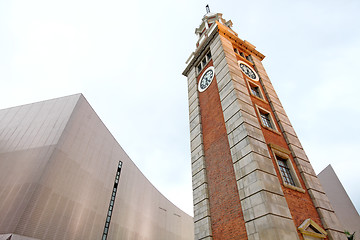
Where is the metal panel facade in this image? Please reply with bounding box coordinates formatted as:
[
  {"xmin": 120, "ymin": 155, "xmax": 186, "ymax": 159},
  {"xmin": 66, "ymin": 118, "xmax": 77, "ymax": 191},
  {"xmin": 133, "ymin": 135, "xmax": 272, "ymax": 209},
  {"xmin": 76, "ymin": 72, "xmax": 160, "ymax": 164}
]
[{"xmin": 0, "ymin": 94, "xmax": 193, "ymax": 240}]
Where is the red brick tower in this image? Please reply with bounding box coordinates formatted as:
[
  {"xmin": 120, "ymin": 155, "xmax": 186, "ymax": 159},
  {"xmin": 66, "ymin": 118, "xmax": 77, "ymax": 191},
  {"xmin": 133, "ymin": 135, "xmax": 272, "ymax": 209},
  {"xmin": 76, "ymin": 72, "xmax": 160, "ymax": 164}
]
[{"xmin": 183, "ymin": 11, "xmax": 346, "ymax": 240}]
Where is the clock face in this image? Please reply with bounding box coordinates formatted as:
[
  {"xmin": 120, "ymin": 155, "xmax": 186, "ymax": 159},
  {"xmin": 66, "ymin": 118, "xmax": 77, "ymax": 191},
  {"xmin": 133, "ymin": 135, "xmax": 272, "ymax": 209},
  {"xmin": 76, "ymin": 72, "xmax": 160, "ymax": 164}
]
[
  {"xmin": 238, "ymin": 60, "xmax": 259, "ymax": 81},
  {"xmin": 198, "ymin": 66, "xmax": 215, "ymax": 92}
]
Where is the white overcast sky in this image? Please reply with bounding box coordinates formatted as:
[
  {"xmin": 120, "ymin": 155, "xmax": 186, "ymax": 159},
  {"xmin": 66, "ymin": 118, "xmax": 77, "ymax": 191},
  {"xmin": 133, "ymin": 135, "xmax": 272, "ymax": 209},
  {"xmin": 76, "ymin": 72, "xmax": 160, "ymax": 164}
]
[{"xmin": 1, "ymin": 0, "xmax": 359, "ymax": 216}]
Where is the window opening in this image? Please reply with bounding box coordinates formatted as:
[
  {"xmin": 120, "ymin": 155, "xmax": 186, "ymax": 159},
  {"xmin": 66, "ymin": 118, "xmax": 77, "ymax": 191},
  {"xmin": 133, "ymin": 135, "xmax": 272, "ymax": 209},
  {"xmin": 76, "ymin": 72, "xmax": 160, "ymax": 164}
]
[
  {"xmin": 197, "ymin": 64, "xmax": 202, "ymax": 73},
  {"xmin": 202, "ymin": 58, "xmax": 207, "ymax": 66},
  {"xmin": 197, "ymin": 50, "xmax": 212, "ymax": 74},
  {"xmin": 206, "ymin": 51, "xmax": 212, "ymax": 60},
  {"xmin": 277, "ymin": 156, "xmax": 296, "ymax": 186},
  {"xmin": 250, "ymin": 85, "xmax": 261, "ymax": 98},
  {"xmin": 246, "ymin": 55, "xmax": 253, "ymax": 63},
  {"xmin": 260, "ymin": 112, "xmax": 273, "ymax": 129}
]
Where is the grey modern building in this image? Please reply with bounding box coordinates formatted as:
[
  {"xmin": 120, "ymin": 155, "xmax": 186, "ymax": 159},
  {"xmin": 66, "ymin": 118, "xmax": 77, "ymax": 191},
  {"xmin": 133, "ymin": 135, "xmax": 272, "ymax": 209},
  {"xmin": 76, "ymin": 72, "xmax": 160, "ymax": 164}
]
[
  {"xmin": 0, "ymin": 94, "xmax": 194, "ymax": 240},
  {"xmin": 318, "ymin": 165, "xmax": 360, "ymax": 237}
]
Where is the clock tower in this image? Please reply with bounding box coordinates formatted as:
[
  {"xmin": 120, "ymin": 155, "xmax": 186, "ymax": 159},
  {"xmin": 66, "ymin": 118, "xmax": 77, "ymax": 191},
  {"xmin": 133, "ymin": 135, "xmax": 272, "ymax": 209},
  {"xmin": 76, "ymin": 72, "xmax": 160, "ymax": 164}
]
[{"xmin": 183, "ymin": 11, "xmax": 346, "ymax": 240}]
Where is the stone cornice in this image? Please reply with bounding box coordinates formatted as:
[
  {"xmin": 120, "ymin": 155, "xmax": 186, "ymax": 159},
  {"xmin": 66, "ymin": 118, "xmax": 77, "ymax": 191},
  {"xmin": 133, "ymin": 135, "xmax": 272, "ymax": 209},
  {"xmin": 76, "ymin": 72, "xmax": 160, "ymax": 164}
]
[
  {"xmin": 182, "ymin": 23, "xmax": 219, "ymax": 77},
  {"xmin": 183, "ymin": 21, "xmax": 265, "ymax": 77},
  {"xmin": 217, "ymin": 23, "xmax": 265, "ymax": 61}
]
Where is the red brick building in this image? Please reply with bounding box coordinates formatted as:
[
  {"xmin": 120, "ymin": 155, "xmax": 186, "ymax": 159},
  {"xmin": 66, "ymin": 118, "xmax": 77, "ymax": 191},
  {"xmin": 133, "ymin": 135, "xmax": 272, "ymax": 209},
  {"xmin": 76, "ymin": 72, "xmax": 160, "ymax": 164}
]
[{"xmin": 183, "ymin": 11, "xmax": 346, "ymax": 240}]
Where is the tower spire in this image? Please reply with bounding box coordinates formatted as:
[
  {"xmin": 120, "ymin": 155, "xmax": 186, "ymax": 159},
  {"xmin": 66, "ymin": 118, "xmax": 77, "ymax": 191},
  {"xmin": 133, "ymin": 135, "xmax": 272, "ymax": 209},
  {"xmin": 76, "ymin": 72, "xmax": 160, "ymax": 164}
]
[{"xmin": 206, "ymin": 4, "xmax": 210, "ymax": 14}]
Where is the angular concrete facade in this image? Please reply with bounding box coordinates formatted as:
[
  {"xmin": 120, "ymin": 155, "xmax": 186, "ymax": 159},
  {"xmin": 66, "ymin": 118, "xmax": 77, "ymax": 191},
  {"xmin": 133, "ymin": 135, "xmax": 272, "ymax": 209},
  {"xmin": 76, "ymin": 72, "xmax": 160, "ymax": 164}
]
[
  {"xmin": 0, "ymin": 94, "xmax": 194, "ymax": 240},
  {"xmin": 318, "ymin": 165, "xmax": 360, "ymax": 237},
  {"xmin": 183, "ymin": 13, "xmax": 346, "ymax": 240}
]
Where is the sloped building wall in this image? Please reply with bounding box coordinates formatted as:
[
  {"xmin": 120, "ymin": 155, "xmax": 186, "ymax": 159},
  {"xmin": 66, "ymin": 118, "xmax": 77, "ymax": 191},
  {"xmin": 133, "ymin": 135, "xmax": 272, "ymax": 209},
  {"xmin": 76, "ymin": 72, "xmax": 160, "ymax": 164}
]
[
  {"xmin": 0, "ymin": 94, "xmax": 194, "ymax": 240},
  {"xmin": 0, "ymin": 94, "xmax": 80, "ymax": 235}
]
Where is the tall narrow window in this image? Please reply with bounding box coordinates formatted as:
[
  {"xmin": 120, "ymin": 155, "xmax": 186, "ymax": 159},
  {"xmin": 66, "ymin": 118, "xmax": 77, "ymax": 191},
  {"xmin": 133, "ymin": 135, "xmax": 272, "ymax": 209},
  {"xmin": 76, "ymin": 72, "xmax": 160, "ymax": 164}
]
[
  {"xmin": 246, "ymin": 80, "xmax": 265, "ymax": 102},
  {"xmin": 276, "ymin": 156, "xmax": 296, "ymax": 186},
  {"xmin": 206, "ymin": 51, "xmax": 212, "ymax": 60},
  {"xmin": 269, "ymin": 144, "xmax": 305, "ymax": 193},
  {"xmin": 197, "ymin": 64, "xmax": 202, "ymax": 73},
  {"xmin": 255, "ymin": 105, "xmax": 278, "ymax": 132},
  {"xmin": 260, "ymin": 112, "xmax": 273, "ymax": 129},
  {"xmin": 202, "ymin": 57, "xmax": 207, "ymax": 66},
  {"xmin": 197, "ymin": 50, "xmax": 212, "ymax": 75},
  {"xmin": 246, "ymin": 55, "xmax": 254, "ymax": 63},
  {"xmin": 102, "ymin": 161, "xmax": 123, "ymax": 240},
  {"xmin": 250, "ymin": 85, "xmax": 262, "ymax": 98}
]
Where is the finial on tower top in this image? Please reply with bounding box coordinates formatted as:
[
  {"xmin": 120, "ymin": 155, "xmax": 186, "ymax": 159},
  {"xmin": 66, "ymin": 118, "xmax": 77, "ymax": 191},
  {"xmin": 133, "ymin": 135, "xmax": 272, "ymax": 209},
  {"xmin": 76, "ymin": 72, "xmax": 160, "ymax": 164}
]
[{"xmin": 206, "ymin": 4, "xmax": 210, "ymax": 14}]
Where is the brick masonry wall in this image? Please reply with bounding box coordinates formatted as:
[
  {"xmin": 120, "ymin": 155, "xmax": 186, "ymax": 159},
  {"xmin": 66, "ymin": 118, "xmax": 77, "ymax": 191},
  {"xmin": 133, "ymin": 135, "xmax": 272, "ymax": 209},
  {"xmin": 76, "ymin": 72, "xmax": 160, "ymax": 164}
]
[
  {"xmin": 252, "ymin": 56, "xmax": 347, "ymax": 240},
  {"xmin": 185, "ymin": 18, "xmax": 346, "ymax": 240},
  {"xmin": 197, "ymin": 60, "xmax": 248, "ymax": 240},
  {"xmin": 210, "ymin": 30, "xmax": 300, "ymax": 240},
  {"xmin": 184, "ymin": 22, "xmax": 313, "ymax": 240},
  {"xmin": 188, "ymin": 66, "xmax": 213, "ymax": 240},
  {"xmin": 187, "ymin": 28, "xmax": 243, "ymax": 240},
  {"xmin": 245, "ymin": 76, "xmax": 326, "ymax": 239}
]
